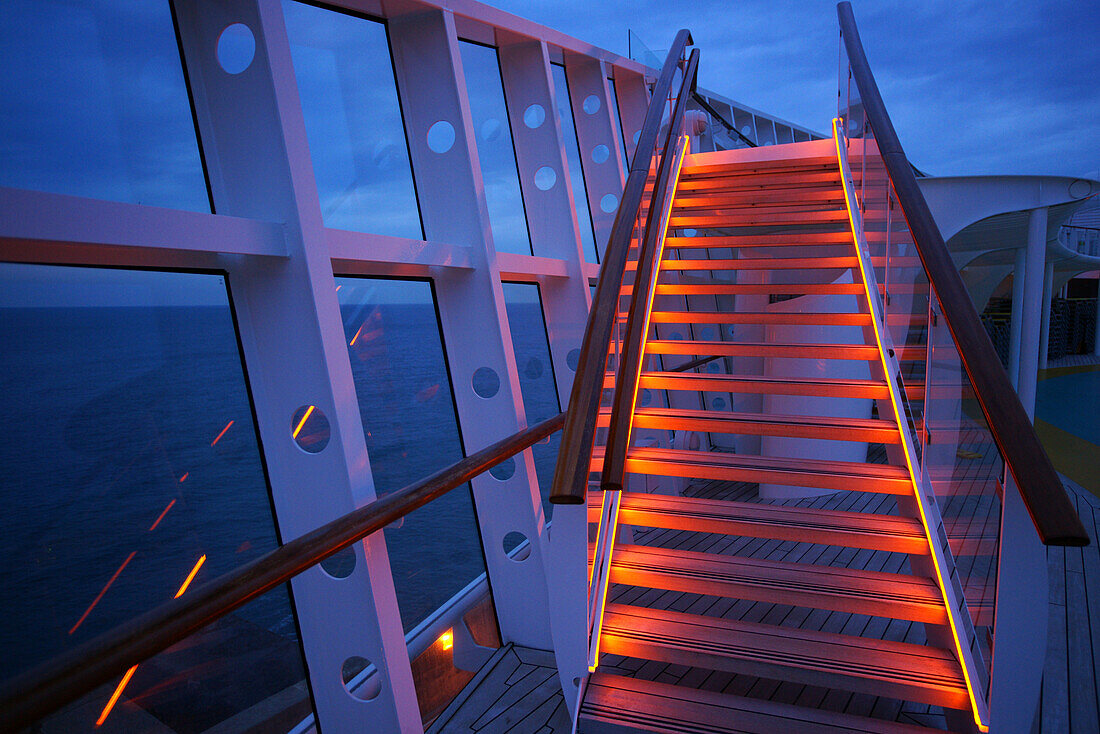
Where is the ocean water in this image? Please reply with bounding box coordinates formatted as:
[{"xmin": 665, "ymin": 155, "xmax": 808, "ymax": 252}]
[{"xmin": 0, "ymin": 295, "xmax": 559, "ymax": 690}]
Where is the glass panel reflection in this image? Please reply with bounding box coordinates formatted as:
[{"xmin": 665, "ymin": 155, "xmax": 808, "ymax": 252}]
[
  {"xmin": 459, "ymin": 41, "xmax": 532, "ymax": 256},
  {"xmin": 337, "ymin": 276, "xmax": 501, "ymax": 725},
  {"xmin": 284, "ymin": 1, "xmax": 423, "ymax": 240},
  {"xmin": 502, "ymin": 283, "xmax": 561, "ymax": 516},
  {"xmin": 0, "ymin": 264, "xmax": 310, "ymax": 731},
  {"xmin": 552, "ymin": 63, "xmax": 598, "ymax": 262},
  {"xmin": 0, "ymin": 0, "xmax": 208, "ymax": 211}
]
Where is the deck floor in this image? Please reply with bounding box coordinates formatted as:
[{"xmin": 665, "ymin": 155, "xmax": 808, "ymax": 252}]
[{"xmin": 431, "ymin": 474, "xmax": 1100, "ymax": 733}]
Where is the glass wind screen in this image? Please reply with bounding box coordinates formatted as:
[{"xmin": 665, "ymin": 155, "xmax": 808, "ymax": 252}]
[
  {"xmin": 337, "ymin": 276, "xmax": 501, "ymax": 726},
  {"xmin": 0, "ymin": 264, "xmax": 311, "ymax": 731},
  {"xmin": 552, "ymin": 63, "xmax": 598, "ymax": 262},
  {"xmin": 459, "ymin": 41, "xmax": 532, "ymax": 256},
  {"xmin": 284, "ymin": 1, "xmax": 423, "ymax": 240},
  {"xmin": 0, "ymin": 0, "xmax": 208, "ymax": 212},
  {"xmin": 501, "ymin": 283, "xmax": 561, "ymax": 516},
  {"xmin": 337, "ymin": 277, "xmax": 491, "ymax": 631}
]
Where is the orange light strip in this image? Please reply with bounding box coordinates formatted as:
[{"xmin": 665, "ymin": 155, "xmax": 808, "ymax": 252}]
[
  {"xmin": 70, "ymin": 551, "xmax": 137, "ymax": 635},
  {"xmin": 95, "ymin": 555, "xmax": 207, "ymax": 726},
  {"xmin": 832, "ymin": 118, "xmax": 989, "ymax": 732},
  {"xmin": 95, "ymin": 665, "xmax": 137, "ymax": 727},
  {"xmin": 175, "ymin": 555, "xmax": 207, "ymax": 598},
  {"xmin": 178, "ymin": 472, "xmax": 189, "ymax": 483},
  {"xmin": 148, "ymin": 499, "xmax": 177, "ymax": 532},
  {"xmin": 292, "ymin": 406, "xmax": 316, "ymax": 440},
  {"xmin": 349, "ymin": 323, "xmax": 364, "ymax": 346},
  {"xmin": 588, "ymin": 490, "xmax": 622, "ymax": 672},
  {"xmin": 210, "ymin": 420, "xmax": 234, "ymax": 447},
  {"xmin": 439, "ymin": 630, "xmax": 454, "ymax": 651}
]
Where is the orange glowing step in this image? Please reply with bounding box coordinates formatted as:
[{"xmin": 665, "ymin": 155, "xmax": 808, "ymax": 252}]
[
  {"xmin": 654, "ymin": 282, "xmax": 865, "ymax": 296},
  {"xmin": 598, "ymin": 604, "xmax": 970, "ymax": 711},
  {"xmin": 644, "ymin": 339, "xmax": 880, "ymax": 361},
  {"xmin": 597, "ymin": 406, "xmax": 901, "ymax": 443},
  {"xmin": 581, "ymin": 673, "xmax": 942, "ymax": 734},
  {"xmin": 668, "ymin": 209, "xmax": 850, "ymax": 227},
  {"xmin": 590, "ymin": 447, "xmax": 912, "ymax": 494},
  {"xmin": 636, "ymin": 371, "xmax": 891, "ymax": 399},
  {"xmin": 586, "ymin": 492, "xmax": 929, "ymax": 554},
  {"xmin": 606, "ymin": 544, "xmax": 947, "ymax": 624}
]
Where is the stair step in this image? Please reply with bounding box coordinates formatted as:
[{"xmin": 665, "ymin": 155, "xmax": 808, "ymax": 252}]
[
  {"xmin": 673, "ymin": 189, "xmax": 845, "ymax": 208},
  {"xmin": 655, "ymin": 283, "xmax": 866, "ymax": 296},
  {"xmin": 638, "ymin": 371, "xmax": 891, "ymax": 399},
  {"xmin": 647, "ymin": 310, "xmax": 872, "ymax": 326},
  {"xmin": 590, "ymin": 447, "xmax": 912, "ymax": 494},
  {"xmin": 674, "ymin": 170, "xmax": 843, "ymax": 192},
  {"xmin": 645, "ymin": 310, "xmax": 926, "ymax": 328},
  {"xmin": 668, "ymin": 209, "xmax": 850, "ymax": 227},
  {"xmin": 598, "ymin": 604, "xmax": 970, "ymax": 710},
  {"xmin": 673, "ymin": 202, "xmax": 847, "ymax": 217},
  {"xmin": 608, "ymin": 544, "xmax": 946, "ymax": 624},
  {"xmin": 587, "ymin": 492, "xmax": 929, "ymax": 554},
  {"xmin": 652, "ymin": 256, "xmax": 922, "ymax": 271},
  {"xmin": 664, "ymin": 231, "xmax": 854, "ymax": 247},
  {"xmin": 654, "ymin": 256, "xmax": 857, "ymax": 270},
  {"xmin": 580, "ymin": 673, "xmax": 944, "ymax": 734},
  {"xmin": 681, "ymin": 155, "xmax": 839, "ymax": 177},
  {"xmin": 645, "ymin": 339, "xmax": 880, "ymax": 360},
  {"xmin": 611, "ymin": 406, "xmax": 901, "ymax": 443}
]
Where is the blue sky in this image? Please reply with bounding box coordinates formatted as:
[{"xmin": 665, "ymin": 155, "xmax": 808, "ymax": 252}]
[{"xmin": 491, "ymin": 0, "xmax": 1100, "ymax": 179}]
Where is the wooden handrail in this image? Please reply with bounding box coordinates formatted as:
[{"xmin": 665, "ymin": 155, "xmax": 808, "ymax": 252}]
[
  {"xmin": 0, "ymin": 412, "xmax": 565, "ymax": 731},
  {"xmin": 602, "ymin": 48, "xmax": 699, "ymax": 493},
  {"xmin": 549, "ymin": 29, "xmax": 694, "ymax": 504},
  {"xmin": 837, "ymin": 1, "xmax": 1088, "ymax": 546}
]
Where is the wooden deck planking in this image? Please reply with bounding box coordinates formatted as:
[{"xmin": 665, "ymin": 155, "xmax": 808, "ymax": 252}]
[{"xmin": 433, "ymin": 475, "xmax": 1100, "ymax": 733}]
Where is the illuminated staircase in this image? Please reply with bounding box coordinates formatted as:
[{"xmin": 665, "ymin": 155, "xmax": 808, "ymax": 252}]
[{"xmin": 580, "ymin": 142, "xmax": 977, "ymax": 733}]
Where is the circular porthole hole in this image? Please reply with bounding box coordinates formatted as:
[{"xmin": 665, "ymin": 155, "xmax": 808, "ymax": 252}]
[
  {"xmin": 472, "ymin": 367, "xmax": 500, "ymax": 399},
  {"xmin": 481, "ymin": 118, "xmax": 502, "ymax": 142},
  {"xmin": 427, "ymin": 120, "xmax": 456, "ymax": 153},
  {"xmin": 592, "ymin": 144, "xmax": 610, "ymax": 164},
  {"xmin": 741, "ymin": 125, "xmax": 752, "ymax": 137},
  {"xmin": 682, "ymin": 228, "xmax": 697, "ymax": 237},
  {"xmin": 566, "ymin": 348, "xmax": 581, "ymax": 370},
  {"xmin": 292, "ymin": 405, "xmax": 330, "ymax": 453},
  {"xmin": 600, "ymin": 193, "xmax": 618, "ymax": 213},
  {"xmin": 523, "ymin": 103, "xmax": 546, "ymax": 129},
  {"xmin": 582, "ymin": 94, "xmax": 601, "ymax": 114},
  {"xmin": 320, "ymin": 547, "xmax": 356, "ymax": 579},
  {"xmin": 534, "ymin": 166, "xmax": 557, "ymax": 191},
  {"xmin": 490, "ymin": 456, "xmax": 516, "ymax": 481},
  {"xmin": 712, "ymin": 397, "xmax": 727, "ymax": 410},
  {"xmin": 217, "ymin": 23, "xmax": 255, "ymax": 75},
  {"xmin": 524, "ymin": 357, "xmax": 544, "ymax": 380},
  {"xmin": 342, "ymin": 656, "xmax": 381, "ymax": 701},
  {"xmin": 503, "ymin": 531, "xmax": 530, "ymax": 560}
]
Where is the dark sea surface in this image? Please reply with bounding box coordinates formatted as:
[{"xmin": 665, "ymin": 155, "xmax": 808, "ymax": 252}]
[{"xmin": 0, "ymin": 297, "xmax": 559, "ymax": 686}]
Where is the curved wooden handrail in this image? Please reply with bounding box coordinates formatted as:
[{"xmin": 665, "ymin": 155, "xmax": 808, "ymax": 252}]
[
  {"xmin": 603, "ymin": 48, "xmax": 699, "ymax": 493},
  {"xmin": 837, "ymin": 1, "xmax": 1088, "ymax": 546},
  {"xmin": 549, "ymin": 29, "xmax": 694, "ymax": 504},
  {"xmin": 0, "ymin": 412, "xmax": 565, "ymax": 731}
]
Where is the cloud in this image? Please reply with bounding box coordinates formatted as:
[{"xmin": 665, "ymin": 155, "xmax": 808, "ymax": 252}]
[{"xmin": 491, "ymin": 0, "xmax": 1100, "ymax": 177}]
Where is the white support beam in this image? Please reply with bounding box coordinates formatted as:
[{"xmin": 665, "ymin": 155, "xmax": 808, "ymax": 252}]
[
  {"xmin": 1017, "ymin": 207, "xmax": 1048, "ymax": 420},
  {"xmin": 498, "ymin": 39, "xmax": 592, "ymax": 408},
  {"xmin": 173, "ymin": 2, "xmax": 421, "ymax": 730},
  {"xmin": 613, "ymin": 69, "xmax": 649, "ymax": 166},
  {"xmin": 326, "ymin": 228, "xmax": 474, "ymax": 277},
  {"xmin": 1008, "ymin": 246, "xmax": 1026, "ymax": 389},
  {"xmin": 1039, "ymin": 260, "xmax": 1054, "ymax": 370},
  {"xmin": 565, "ymin": 55, "xmax": 628, "ymax": 256},
  {"xmin": 0, "ymin": 187, "xmax": 287, "ymax": 261},
  {"xmin": 388, "ymin": 6, "xmax": 554, "ymax": 651}
]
